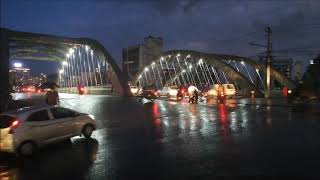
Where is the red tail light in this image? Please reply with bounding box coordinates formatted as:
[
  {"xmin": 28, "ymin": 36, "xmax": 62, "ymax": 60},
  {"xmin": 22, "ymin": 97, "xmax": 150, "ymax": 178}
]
[
  {"xmin": 80, "ymin": 87, "xmax": 84, "ymax": 91},
  {"xmin": 181, "ymin": 90, "xmax": 185, "ymax": 93},
  {"xmin": 11, "ymin": 120, "xmax": 20, "ymax": 128},
  {"xmin": 9, "ymin": 120, "xmax": 20, "ymax": 134}
]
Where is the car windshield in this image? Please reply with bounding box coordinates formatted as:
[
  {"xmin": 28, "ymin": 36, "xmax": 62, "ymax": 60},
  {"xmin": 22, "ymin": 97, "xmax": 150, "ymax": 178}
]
[{"xmin": 226, "ymin": 85, "xmax": 234, "ymax": 89}]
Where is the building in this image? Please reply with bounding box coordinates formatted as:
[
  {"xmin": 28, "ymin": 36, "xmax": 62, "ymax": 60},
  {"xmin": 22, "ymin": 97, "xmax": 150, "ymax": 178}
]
[
  {"xmin": 9, "ymin": 67, "xmax": 31, "ymax": 86},
  {"xmin": 122, "ymin": 36, "xmax": 163, "ymax": 80},
  {"xmin": 272, "ymin": 58, "xmax": 293, "ymax": 79},
  {"xmin": 291, "ymin": 61, "xmax": 302, "ymax": 82}
]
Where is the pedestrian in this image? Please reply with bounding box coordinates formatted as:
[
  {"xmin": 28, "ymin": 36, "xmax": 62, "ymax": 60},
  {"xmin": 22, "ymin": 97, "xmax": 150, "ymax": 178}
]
[{"xmin": 46, "ymin": 86, "xmax": 59, "ymax": 105}]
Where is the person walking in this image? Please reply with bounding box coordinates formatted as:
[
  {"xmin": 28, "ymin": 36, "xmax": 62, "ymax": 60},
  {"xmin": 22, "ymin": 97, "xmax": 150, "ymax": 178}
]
[{"xmin": 46, "ymin": 86, "xmax": 59, "ymax": 105}]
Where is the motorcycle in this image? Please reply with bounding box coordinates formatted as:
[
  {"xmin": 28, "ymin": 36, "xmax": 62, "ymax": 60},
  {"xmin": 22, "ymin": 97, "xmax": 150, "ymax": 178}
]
[
  {"xmin": 188, "ymin": 92, "xmax": 198, "ymax": 104},
  {"xmin": 176, "ymin": 89, "xmax": 185, "ymax": 101},
  {"xmin": 217, "ymin": 92, "xmax": 226, "ymax": 104},
  {"xmin": 142, "ymin": 91, "xmax": 157, "ymax": 102},
  {"xmin": 78, "ymin": 86, "xmax": 85, "ymax": 95}
]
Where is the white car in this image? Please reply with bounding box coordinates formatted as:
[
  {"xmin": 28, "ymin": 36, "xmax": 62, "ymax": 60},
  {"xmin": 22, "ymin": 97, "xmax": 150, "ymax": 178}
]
[
  {"xmin": 0, "ymin": 105, "xmax": 96, "ymax": 156},
  {"xmin": 130, "ymin": 86, "xmax": 139, "ymax": 95},
  {"xmin": 160, "ymin": 86, "xmax": 178, "ymax": 98}
]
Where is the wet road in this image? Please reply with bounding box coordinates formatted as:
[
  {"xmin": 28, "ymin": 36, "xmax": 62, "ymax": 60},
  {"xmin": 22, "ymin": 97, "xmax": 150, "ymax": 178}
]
[{"xmin": 1, "ymin": 94, "xmax": 320, "ymax": 179}]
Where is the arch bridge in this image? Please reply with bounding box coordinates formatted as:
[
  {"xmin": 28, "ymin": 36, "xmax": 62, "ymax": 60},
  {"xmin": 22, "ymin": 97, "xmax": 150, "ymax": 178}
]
[
  {"xmin": 133, "ymin": 50, "xmax": 295, "ymax": 97},
  {"xmin": 0, "ymin": 28, "xmax": 131, "ymax": 112}
]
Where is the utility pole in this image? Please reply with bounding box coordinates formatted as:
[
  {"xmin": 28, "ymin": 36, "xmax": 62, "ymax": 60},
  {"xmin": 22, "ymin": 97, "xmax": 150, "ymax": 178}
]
[{"xmin": 265, "ymin": 27, "xmax": 272, "ymax": 98}]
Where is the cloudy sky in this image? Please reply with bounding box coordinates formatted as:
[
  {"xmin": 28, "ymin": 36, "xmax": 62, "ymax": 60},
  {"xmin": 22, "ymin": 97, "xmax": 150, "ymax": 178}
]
[{"xmin": 1, "ymin": 0, "xmax": 320, "ymax": 74}]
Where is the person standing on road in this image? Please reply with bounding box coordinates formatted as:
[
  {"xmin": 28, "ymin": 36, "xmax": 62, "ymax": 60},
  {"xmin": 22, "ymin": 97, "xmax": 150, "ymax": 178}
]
[{"xmin": 46, "ymin": 87, "xmax": 59, "ymax": 105}]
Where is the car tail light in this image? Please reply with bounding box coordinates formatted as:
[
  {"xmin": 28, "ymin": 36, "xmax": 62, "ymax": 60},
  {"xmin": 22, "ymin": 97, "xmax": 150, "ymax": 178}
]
[
  {"xmin": 80, "ymin": 87, "xmax": 84, "ymax": 91},
  {"xmin": 9, "ymin": 120, "xmax": 20, "ymax": 134}
]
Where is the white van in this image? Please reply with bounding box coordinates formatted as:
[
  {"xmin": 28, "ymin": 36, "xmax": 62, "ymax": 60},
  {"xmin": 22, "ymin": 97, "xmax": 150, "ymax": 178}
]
[{"xmin": 203, "ymin": 84, "xmax": 236, "ymax": 98}]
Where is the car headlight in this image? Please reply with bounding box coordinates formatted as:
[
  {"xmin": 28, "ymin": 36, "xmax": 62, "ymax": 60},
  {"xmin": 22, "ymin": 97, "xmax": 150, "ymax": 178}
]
[{"xmin": 88, "ymin": 114, "xmax": 95, "ymax": 120}]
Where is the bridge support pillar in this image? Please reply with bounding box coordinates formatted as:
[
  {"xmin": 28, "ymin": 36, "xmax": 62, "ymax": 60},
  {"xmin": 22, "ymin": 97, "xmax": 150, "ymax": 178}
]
[{"xmin": 0, "ymin": 29, "xmax": 10, "ymax": 113}]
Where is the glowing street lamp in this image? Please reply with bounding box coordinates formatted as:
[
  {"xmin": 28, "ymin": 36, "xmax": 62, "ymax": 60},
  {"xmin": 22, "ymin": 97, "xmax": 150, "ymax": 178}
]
[
  {"xmin": 241, "ymin": 61, "xmax": 245, "ymax": 65},
  {"xmin": 144, "ymin": 67, "xmax": 149, "ymax": 72},
  {"xmin": 85, "ymin": 45, "xmax": 90, "ymax": 51},
  {"xmin": 69, "ymin": 48, "xmax": 75, "ymax": 54},
  {"xmin": 198, "ymin": 58, "xmax": 203, "ymax": 65},
  {"xmin": 13, "ymin": 62, "xmax": 22, "ymax": 68}
]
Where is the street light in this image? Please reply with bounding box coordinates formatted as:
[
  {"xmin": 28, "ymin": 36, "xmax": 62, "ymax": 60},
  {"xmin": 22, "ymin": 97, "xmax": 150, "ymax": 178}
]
[
  {"xmin": 198, "ymin": 58, "xmax": 203, "ymax": 64},
  {"xmin": 241, "ymin": 61, "xmax": 245, "ymax": 65},
  {"xmin": 13, "ymin": 62, "xmax": 22, "ymax": 68},
  {"xmin": 69, "ymin": 48, "xmax": 74, "ymax": 54},
  {"xmin": 144, "ymin": 67, "xmax": 149, "ymax": 72}
]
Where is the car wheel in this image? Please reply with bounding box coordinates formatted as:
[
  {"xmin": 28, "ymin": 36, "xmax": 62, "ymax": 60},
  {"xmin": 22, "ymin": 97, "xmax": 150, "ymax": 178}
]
[
  {"xmin": 18, "ymin": 141, "xmax": 37, "ymax": 156},
  {"xmin": 82, "ymin": 124, "xmax": 94, "ymax": 138}
]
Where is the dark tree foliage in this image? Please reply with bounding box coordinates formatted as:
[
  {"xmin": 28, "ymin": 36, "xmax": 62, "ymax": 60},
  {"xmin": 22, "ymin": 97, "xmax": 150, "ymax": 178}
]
[{"xmin": 294, "ymin": 55, "xmax": 320, "ymax": 98}]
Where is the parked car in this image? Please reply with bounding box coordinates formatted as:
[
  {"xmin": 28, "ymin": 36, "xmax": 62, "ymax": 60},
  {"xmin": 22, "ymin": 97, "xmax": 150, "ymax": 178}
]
[
  {"xmin": 0, "ymin": 105, "xmax": 96, "ymax": 156},
  {"xmin": 160, "ymin": 86, "xmax": 178, "ymax": 98}
]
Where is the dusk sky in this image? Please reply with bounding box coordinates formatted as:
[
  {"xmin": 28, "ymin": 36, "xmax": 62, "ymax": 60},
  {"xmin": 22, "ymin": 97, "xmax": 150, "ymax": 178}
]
[{"xmin": 1, "ymin": 0, "xmax": 320, "ymax": 74}]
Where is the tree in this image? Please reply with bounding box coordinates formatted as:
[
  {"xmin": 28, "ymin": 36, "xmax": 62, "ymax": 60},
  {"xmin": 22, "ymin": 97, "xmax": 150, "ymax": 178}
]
[{"xmin": 295, "ymin": 55, "xmax": 320, "ymax": 98}]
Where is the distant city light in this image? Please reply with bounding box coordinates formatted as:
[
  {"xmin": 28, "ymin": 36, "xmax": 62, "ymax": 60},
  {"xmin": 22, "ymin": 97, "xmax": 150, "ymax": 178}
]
[
  {"xmin": 241, "ymin": 61, "xmax": 245, "ymax": 65},
  {"xmin": 144, "ymin": 67, "xmax": 149, "ymax": 72},
  {"xmin": 13, "ymin": 62, "xmax": 22, "ymax": 68}
]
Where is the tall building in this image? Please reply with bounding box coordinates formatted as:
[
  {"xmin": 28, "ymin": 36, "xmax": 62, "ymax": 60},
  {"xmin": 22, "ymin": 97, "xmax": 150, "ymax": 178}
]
[
  {"xmin": 123, "ymin": 36, "xmax": 163, "ymax": 80},
  {"xmin": 292, "ymin": 61, "xmax": 302, "ymax": 82},
  {"xmin": 272, "ymin": 58, "xmax": 293, "ymax": 78}
]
